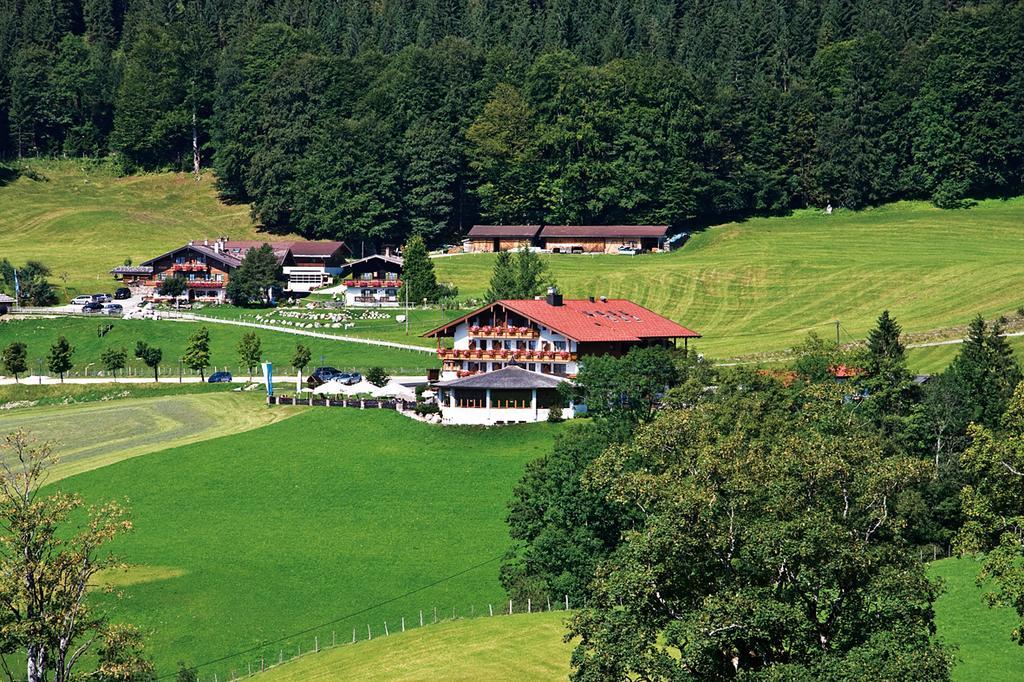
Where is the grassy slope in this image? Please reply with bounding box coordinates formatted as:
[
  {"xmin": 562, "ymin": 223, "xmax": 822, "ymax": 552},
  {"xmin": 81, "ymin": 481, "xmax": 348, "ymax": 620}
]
[
  {"xmin": 906, "ymin": 336, "xmax": 1024, "ymax": 374},
  {"xmin": 929, "ymin": 557, "xmax": 1024, "ymax": 681},
  {"xmin": 0, "ymin": 317, "xmax": 437, "ymax": 375},
  {"xmin": 58, "ymin": 409, "xmax": 559, "ymax": 677},
  {"xmin": 0, "ymin": 161, "xmax": 272, "ymax": 298},
  {"xmin": 435, "ymin": 200, "xmax": 1024, "ymax": 359},
  {"xmin": 258, "ymin": 612, "xmax": 574, "ymax": 681},
  {"xmin": 255, "ymin": 557, "xmax": 1024, "ymax": 682},
  {"xmin": 2, "ymin": 392, "xmax": 296, "ymax": 481}
]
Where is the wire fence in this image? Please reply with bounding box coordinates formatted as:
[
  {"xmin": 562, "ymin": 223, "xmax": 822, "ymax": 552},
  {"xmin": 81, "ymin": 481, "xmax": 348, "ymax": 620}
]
[{"xmin": 181, "ymin": 594, "xmax": 574, "ymax": 682}]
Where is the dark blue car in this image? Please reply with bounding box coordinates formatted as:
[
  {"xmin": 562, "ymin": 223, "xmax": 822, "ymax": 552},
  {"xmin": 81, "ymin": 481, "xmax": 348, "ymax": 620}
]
[{"xmin": 208, "ymin": 371, "xmax": 233, "ymax": 383}]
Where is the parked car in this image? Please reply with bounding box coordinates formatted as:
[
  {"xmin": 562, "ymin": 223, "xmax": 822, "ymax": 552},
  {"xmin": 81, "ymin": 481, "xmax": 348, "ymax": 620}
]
[
  {"xmin": 113, "ymin": 287, "xmax": 132, "ymax": 300},
  {"xmin": 102, "ymin": 303, "xmax": 123, "ymax": 315},
  {"xmin": 337, "ymin": 372, "xmax": 363, "ymax": 386},
  {"xmin": 92, "ymin": 293, "xmax": 112, "ymax": 303},
  {"xmin": 617, "ymin": 245, "xmax": 639, "ymax": 256},
  {"xmin": 208, "ymin": 371, "xmax": 233, "ymax": 383},
  {"xmin": 81, "ymin": 301, "xmax": 105, "ymax": 313},
  {"xmin": 71, "ymin": 295, "xmax": 94, "ymax": 306}
]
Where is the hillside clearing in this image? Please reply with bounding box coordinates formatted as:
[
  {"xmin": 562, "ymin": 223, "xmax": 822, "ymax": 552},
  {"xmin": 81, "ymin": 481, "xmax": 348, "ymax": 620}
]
[
  {"xmin": 435, "ymin": 199, "xmax": 1024, "ymax": 359},
  {"xmin": 256, "ymin": 612, "xmax": 573, "ymax": 681},
  {"xmin": 2, "ymin": 392, "xmax": 295, "ymax": 481},
  {"xmin": 0, "ymin": 161, "xmax": 272, "ymax": 298},
  {"xmin": 56, "ymin": 409, "xmax": 560, "ymax": 677}
]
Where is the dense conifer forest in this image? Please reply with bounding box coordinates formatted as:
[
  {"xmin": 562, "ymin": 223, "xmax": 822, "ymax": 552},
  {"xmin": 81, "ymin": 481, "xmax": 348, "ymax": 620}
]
[{"xmin": 1, "ymin": 0, "xmax": 1022, "ymax": 245}]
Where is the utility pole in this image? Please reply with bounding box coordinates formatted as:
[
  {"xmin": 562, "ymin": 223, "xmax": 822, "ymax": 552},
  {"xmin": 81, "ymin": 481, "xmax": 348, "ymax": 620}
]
[
  {"xmin": 835, "ymin": 320, "xmax": 841, "ymax": 345},
  {"xmin": 405, "ymin": 285, "xmax": 409, "ymax": 335}
]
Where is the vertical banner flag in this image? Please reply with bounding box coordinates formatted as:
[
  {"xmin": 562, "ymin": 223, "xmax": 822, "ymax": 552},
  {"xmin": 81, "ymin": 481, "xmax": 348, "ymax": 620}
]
[{"xmin": 261, "ymin": 362, "xmax": 273, "ymax": 397}]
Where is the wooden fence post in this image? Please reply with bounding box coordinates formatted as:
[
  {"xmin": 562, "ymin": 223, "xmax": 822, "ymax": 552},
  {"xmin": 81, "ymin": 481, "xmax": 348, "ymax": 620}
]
[
  {"xmin": 528, "ymin": 598, "xmax": 531, "ymax": 613},
  {"xmin": 402, "ymin": 616, "xmax": 406, "ymax": 632},
  {"xmin": 565, "ymin": 594, "xmax": 569, "ymax": 610},
  {"xmin": 420, "ymin": 610, "xmax": 424, "ymax": 627},
  {"xmin": 367, "ymin": 624, "xmax": 372, "ymax": 640},
  {"xmin": 509, "ymin": 599, "xmax": 513, "ymax": 615},
  {"xmin": 315, "ymin": 636, "xmax": 319, "ymax": 653},
  {"xmin": 384, "ymin": 621, "xmax": 389, "ymax": 636},
  {"xmin": 489, "ymin": 603, "xmax": 493, "ymax": 616}
]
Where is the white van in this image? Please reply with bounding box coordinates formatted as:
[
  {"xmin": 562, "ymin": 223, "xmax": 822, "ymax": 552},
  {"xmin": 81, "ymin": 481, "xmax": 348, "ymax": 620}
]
[{"xmin": 71, "ymin": 295, "xmax": 93, "ymax": 306}]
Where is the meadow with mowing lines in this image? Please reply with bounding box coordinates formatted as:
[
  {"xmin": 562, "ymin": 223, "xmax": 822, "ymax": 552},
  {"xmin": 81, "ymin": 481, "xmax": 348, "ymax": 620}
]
[
  {"xmin": 258, "ymin": 611, "xmax": 574, "ymax": 681},
  {"xmin": 53, "ymin": 409, "xmax": 560, "ymax": 677},
  {"xmin": 0, "ymin": 317, "xmax": 437, "ymax": 376},
  {"xmin": 0, "ymin": 161, "xmax": 278, "ymax": 299},
  {"xmin": 2, "ymin": 392, "xmax": 295, "ymax": 481},
  {"xmin": 435, "ymin": 199, "xmax": 1024, "ymax": 359}
]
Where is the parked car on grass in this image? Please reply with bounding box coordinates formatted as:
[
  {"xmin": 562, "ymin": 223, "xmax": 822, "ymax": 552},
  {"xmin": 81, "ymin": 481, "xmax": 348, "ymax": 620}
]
[
  {"xmin": 71, "ymin": 295, "xmax": 94, "ymax": 306},
  {"xmin": 208, "ymin": 371, "xmax": 233, "ymax": 383},
  {"xmin": 81, "ymin": 301, "xmax": 105, "ymax": 313},
  {"xmin": 114, "ymin": 287, "xmax": 132, "ymax": 300}
]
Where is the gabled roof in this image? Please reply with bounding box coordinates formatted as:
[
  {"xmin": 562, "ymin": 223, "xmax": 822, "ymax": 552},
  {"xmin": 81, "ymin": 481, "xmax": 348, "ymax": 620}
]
[
  {"xmin": 0, "ymin": 293, "xmax": 15, "ymax": 304},
  {"xmin": 468, "ymin": 225, "xmax": 542, "ymax": 239},
  {"xmin": 423, "ymin": 299, "xmax": 700, "ymax": 343},
  {"xmin": 436, "ymin": 365, "xmax": 569, "ymax": 390},
  {"xmin": 140, "ymin": 244, "xmax": 242, "ymax": 269},
  {"xmin": 344, "ymin": 254, "xmax": 403, "ymax": 269},
  {"xmin": 540, "ymin": 225, "xmax": 668, "ymax": 239}
]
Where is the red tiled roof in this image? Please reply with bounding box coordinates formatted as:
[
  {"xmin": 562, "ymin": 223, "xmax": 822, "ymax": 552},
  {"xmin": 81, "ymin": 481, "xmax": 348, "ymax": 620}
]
[
  {"xmin": 467, "ymin": 225, "xmax": 542, "ymax": 238},
  {"xmin": 540, "ymin": 225, "xmax": 668, "ymax": 239},
  {"xmin": 424, "ymin": 299, "xmax": 699, "ymax": 343}
]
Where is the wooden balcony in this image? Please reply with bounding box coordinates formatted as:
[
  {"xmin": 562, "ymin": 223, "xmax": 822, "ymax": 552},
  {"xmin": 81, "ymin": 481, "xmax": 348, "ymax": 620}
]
[
  {"xmin": 437, "ymin": 348, "xmax": 576, "ymax": 362},
  {"xmin": 467, "ymin": 325, "xmax": 539, "ymax": 339},
  {"xmin": 172, "ymin": 262, "xmax": 209, "ymax": 272},
  {"xmin": 185, "ymin": 280, "xmax": 225, "ymax": 288},
  {"xmin": 344, "ymin": 279, "xmax": 402, "ymax": 288}
]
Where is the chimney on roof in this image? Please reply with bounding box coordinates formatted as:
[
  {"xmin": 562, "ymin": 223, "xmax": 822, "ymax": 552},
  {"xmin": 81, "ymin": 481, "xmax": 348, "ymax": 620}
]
[
  {"xmin": 203, "ymin": 239, "xmax": 209, "ymax": 246},
  {"xmin": 600, "ymin": 296, "xmax": 607, "ymax": 303},
  {"xmin": 546, "ymin": 286, "xmax": 563, "ymax": 307},
  {"xmin": 188, "ymin": 240, "xmax": 194, "ymax": 246},
  {"xmin": 588, "ymin": 295, "xmax": 595, "ymax": 303}
]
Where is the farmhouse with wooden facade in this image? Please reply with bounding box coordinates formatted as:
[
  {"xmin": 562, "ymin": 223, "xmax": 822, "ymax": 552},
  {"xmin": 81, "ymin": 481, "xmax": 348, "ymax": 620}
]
[
  {"xmin": 111, "ymin": 237, "xmax": 347, "ymax": 302},
  {"xmin": 465, "ymin": 224, "xmax": 669, "ymax": 253},
  {"xmin": 466, "ymin": 225, "xmax": 542, "ymax": 252},
  {"xmin": 341, "ymin": 254, "xmax": 404, "ymax": 307},
  {"xmin": 422, "ymin": 289, "xmax": 699, "ymax": 425}
]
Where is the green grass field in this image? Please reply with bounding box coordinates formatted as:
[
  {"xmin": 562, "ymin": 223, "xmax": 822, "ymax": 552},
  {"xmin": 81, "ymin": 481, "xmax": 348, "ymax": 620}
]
[
  {"xmin": 258, "ymin": 612, "xmax": 574, "ymax": 681},
  {"xmin": 0, "ymin": 317, "xmax": 437, "ymax": 376},
  {"xmin": 929, "ymin": 557, "xmax": 1024, "ymax": 681},
  {"xmin": 435, "ymin": 200, "xmax": 1024, "ymax": 359},
  {"xmin": 54, "ymin": 409, "xmax": 560, "ymax": 677},
  {"xmin": 0, "ymin": 160, "xmax": 275, "ymax": 298},
  {"xmin": 252, "ymin": 557, "xmax": 1023, "ymax": 681},
  {"xmin": 3, "ymin": 392, "xmax": 296, "ymax": 481},
  {"xmin": 192, "ymin": 305, "xmax": 450, "ymax": 349}
]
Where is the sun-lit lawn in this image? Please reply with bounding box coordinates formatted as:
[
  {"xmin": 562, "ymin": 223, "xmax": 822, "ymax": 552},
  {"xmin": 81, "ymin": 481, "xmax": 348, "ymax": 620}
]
[
  {"xmin": 55, "ymin": 408, "xmax": 561, "ymax": 677},
  {"xmin": 0, "ymin": 316, "xmax": 437, "ymax": 376},
  {"xmin": 0, "ymin": 160, "xmax": 276, "ymax": 299},
  {"xmin": 929, "ymin": 557, "xmax": 1024, "ymax": 681},
  {"xmin": 435, "ymin": 199, "xmax": 1024, "ymax": 359},
  {"xmin": 257, "ymin": 611, "xmax": 574, "ymax": 681},
  {"xmin": 2, "ymin": 391, "xmax": 295, "ymax": 481}
]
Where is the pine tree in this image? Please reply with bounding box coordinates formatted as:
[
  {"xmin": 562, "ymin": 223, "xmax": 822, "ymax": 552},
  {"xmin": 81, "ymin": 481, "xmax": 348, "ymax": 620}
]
[
  {"xmin": 866, "ymin": 309, "xmax": 905, "ymax": 375},
  {"xmin": 512, "ymin": 248, "xmax": 553, "ymax": 299},
  {"xmin": 485, "ymin": 250, "xmax": 517, "ymax": 302},
  {"xmin": 398, "ymin": 236, "xmax": 439, "ymax": 304},
  {"xmin": 182, "ymin": 327, "xmax": 211, "ymax": 381},
  {"xmin": 46, "ymin": 336, "xmax": 74, "ymax": 383}
]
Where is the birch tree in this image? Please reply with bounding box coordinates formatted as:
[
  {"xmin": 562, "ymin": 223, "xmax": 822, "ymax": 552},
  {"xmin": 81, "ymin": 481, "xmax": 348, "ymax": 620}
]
[{"xmin": 0, "ymin": 430, "xmax": 149, "ymax": 682}]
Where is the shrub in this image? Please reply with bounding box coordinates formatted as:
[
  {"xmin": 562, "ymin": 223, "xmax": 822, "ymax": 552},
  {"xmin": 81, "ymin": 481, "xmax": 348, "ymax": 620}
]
[
  {"xmin": 415, "ymin": 402, "xmax": 440, "ymax": 416},
  {"xmin": 366, "ymin": 366, "xmax": 390, "ymax": 388},
  {"xmin": 547, "ymin": 405, "xmax": 564, "ymax": 423}
]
